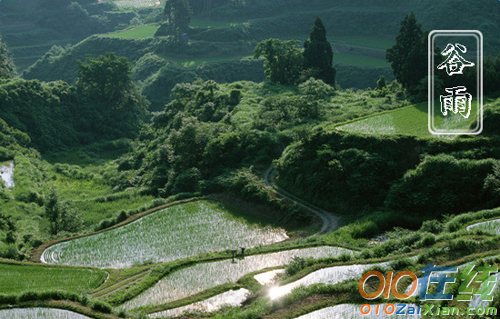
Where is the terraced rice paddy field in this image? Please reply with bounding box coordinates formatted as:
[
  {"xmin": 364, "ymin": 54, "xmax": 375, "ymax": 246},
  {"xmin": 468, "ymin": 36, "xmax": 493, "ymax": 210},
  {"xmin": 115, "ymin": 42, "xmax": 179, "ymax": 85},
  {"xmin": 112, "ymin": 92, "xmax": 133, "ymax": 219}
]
[
  {"xmin": 0, "ymin": 308, "xmax": 92, "ymax": 319},
  {"xmin": 467, "ymin": 219, "xmax": 500, "ymax": 235},
  {"xmin": 42, "ymin": 200, "xmax": 288, "ymax": 268},
  {"xmin": 338, "ymin": 101, "xmax": 478, "ymax": 138},
  {"xmin": 121, "ymin": 246, "xmax": 354, "ymax": 310},
  {"xmin": 0, "ymin": 263, "xmax": 107, "ymax": 294},
  {"xmin": 269, "ymin": 261, "xmax": 390, "ymax": 300},
  {"xmin": 149, "ymin": 288, "xmax": 251, "ymax": 318}
]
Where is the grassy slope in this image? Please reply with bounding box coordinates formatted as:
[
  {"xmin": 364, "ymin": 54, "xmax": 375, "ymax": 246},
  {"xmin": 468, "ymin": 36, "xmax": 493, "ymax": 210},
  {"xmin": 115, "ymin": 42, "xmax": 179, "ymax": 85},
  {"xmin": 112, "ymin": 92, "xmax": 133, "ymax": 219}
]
[
  {"xmin": 336, "ymin": 101, "xmax": 481, "ymax": 138},
  {"xmin": 0, "ymin": 261, "xmax": 107, "ymax": 294}
]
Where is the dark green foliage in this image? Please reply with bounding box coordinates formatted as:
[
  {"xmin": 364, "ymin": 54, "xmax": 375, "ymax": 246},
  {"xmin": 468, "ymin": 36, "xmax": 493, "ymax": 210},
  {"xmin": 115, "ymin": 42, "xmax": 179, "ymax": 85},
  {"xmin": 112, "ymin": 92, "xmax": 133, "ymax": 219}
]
[
  {"xmin": 376, "ymin": 75, "xmax": 387, "ymax": 90},
  {"xmin": 76, "ymin": 53, "xmax": 149, "ymax": 139},
  {"xmin": 77, "ymin": 52, "xmax": 133, "ymax": 104},
  {"xmin": 254, "ymin": 39, "xmax": 303, "ymax": 85},
  {"xmin": 285, "ymin": 256, "xmax": 307, "ymax": 277},
  {"xmin": 45, "ymin": 189, "xmax": 83, "ymax": 235},
  {"xmin": 350, "ymin": 221, "xmax": 380, "ymax": 239},
  {"xmin": 161, "ymin": 0, "xmax": 192, "ymax": 40},
  {"xmin": 276, "ymin": 130, "xmax": 500, "ymax": 225},
  {"xmin": 386, "ymin": 155, "xmax": 497, "ymax": 217},
  {"xmin": 1, "ymin": 53, "xmax": 147, "ymax": 152},
  {"xmin": 0, "ymin": 36, "xmax": 15, "ymax": 79},
  {"xmin": 419, "ymin": 219, "xmax": 442, "ymax": 234},
  {"xmin": 276, "ymin": 131, "xmax": 423, "ymax": 212},
  {"xmin": 302, "ymin": 17, "xmax": 336, "ymax": 86},
  {"xmin": 91, "ymin": 300, "xmax": 113, "ymax": 313},
  {"xmin": 386, "ymin": 12, "xmax": 424, "ymax": 90}
]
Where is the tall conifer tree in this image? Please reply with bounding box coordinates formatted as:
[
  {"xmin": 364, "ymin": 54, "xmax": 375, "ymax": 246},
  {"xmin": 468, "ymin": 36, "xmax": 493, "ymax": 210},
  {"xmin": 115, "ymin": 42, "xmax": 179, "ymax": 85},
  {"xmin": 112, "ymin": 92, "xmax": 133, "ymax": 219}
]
[{"xmin": 303, "ymin": 17, "xmax": 336, "ymax": 86}]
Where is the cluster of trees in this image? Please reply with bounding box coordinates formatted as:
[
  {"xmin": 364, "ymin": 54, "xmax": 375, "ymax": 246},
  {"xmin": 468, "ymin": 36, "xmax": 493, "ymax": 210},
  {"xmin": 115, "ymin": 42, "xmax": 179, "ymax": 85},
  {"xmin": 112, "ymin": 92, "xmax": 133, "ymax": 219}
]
[
  {"xmin": 0, "ymin": 36, "xmax": 15, "ymax": 79},
  {"xmin": 387, "ymin": 12, "xmax": 500, "ymax": 99},
  {"xmin": 0, "ymin": 50, "xmax": 147, "ymax": 152},
  {"xmin": 254, "ymin": 17, "xmax": 336, "ymax": 86},
  {"xmin": 276, "ymin": 130, "xmax": 500, "ymax": 229},
  {"xmin": 155, "ymin": 0, "xmax": 193, "ymax": 40}
]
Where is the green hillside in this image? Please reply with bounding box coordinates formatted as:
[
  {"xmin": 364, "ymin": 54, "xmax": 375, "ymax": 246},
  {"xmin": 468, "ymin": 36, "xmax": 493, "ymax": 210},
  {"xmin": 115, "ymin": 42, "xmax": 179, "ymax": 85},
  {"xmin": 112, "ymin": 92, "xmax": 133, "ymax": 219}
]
[{"xmin": 2, "ymin": 2, "xmax": 500, "ymax": 319}]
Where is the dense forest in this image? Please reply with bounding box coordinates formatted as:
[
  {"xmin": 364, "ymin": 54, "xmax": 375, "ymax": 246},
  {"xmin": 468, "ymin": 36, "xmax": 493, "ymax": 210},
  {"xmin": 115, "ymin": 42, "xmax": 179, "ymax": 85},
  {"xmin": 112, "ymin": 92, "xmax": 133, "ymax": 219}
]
[{"xmin": 1, "ymin": 1, "xmax": 500, "ymax": 319}]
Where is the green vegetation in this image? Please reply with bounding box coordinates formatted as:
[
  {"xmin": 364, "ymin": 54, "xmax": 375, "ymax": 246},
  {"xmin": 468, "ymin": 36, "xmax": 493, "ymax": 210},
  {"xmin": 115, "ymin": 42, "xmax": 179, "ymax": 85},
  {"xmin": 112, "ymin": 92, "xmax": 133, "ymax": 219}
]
[
  {"xmin": 42, "ymin": 200, "xmax": 288, "ymax": 268},
  {"xmin": 121, "ymin": 246, "xmax": 351, "ymax": 311},
  {"xmin": 105, "ymin": 25, "xmax": 160, "ymax": 39},
  {"xmin": 0, "ymin": 262, "xmax": 107, "ymax": 294},
  {"xmin": 0, "ymin": 308, "xmax": 91, "ymax": 319},
  {"xmin": 0, "ymin": 53, "xmax": 148, "ymax": 152},
  {"xmin": 338, "ymin": 101, "xmax": 478, "ymax": 137},
  {"xmin": 0, "ymin": 36, "xmax": 15, "ymax": 78},
  {"xmin": 2, "ymin": 2, "xmax": 500, "ymax": 319},
  {"xmin": 467, "ymin": 219, "xmax": 500, "ymax": 235},
  {"xmin": 303, "ymin": 17, "xmax": 336, "ymax": 85}
]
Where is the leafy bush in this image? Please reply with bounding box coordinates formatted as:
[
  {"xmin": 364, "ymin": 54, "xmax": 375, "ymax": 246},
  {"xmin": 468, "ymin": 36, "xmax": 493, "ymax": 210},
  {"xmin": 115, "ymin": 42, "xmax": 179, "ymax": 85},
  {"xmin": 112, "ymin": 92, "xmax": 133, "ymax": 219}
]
[
  {"xmin": 91, "ymin": 300, "xmax": 113, "ymax": 313},
  {"xmin": 351, "ymin": 221, "xmax": 380, "ymax": 239},
  {"xmin": 285, "ymin": 256, "xmax": 307, "ymax": 277},
  {"xmin": 386, "ymin": 155, "xmax": 497, "ymax": 218},
  {"xmin": 420, "ymin": 219, "xmax": 442, "ymax": 234}
]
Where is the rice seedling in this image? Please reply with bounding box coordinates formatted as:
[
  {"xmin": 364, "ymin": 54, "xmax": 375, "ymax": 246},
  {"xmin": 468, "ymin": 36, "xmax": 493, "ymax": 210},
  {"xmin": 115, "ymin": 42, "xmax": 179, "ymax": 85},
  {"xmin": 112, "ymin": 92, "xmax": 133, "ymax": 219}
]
[
  {"xmin": 295, "ymin": 303, "xmax": 419, "ymax": 319},
  {"xmin": 0, "ymin": 161, "xmax": 14, "ymax": 187},
  {"xmin": 42, "ymin": 201, "xmax": 289, "ymax": 268},
  {"xmin": 0, "ymin": 308, "xmax": 91, "ymax": 319},
  {"xmin": 149, "ymin": 288, "xmax": 251, "ymax": 318},
  {"xmin": 0, "ymin": 263, "xmax": 107, "ymax": 294},
  {"xmin": 466, "ymin": 219, "xmax": 500, "ymax": 235},
  {"xmin": 121, "ymin": 246, "xmax": 352, "ymax": 309},
  {"xmin": 269, "ymin": 261, "xmax": 391, "ymax": 300},
  {"xmin": 339, "ymin": 101, "xmax": 478, "ymax": 138}
]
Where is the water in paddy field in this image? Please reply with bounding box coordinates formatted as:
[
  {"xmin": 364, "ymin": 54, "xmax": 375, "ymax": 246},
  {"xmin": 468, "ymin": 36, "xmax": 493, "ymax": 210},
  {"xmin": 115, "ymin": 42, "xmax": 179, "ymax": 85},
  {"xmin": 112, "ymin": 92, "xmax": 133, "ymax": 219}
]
[
  {"xmin": 269, "ymin": 261, "xmax": 391, "ymax": 300},
  {"xmin": 121, "ymin": 246, "xmax": 354, "ymax": 310},
  {"xmin": 0, "ymin": 161, "xmax": 14, "ymax": 188},
  {"xmin": 0, "ymin": 308, "xmax": 91, "ymax": 319},
  {"xmin": 254, "ymin": 269, "xmax": 286, "ymax": 286},
  {"xmin": 467, "ymin": 219, "xmax": 500, "ymax": 235},
  {"xmin": 149, "ymin": 288, "xmax": 251, "ymax": 318}
]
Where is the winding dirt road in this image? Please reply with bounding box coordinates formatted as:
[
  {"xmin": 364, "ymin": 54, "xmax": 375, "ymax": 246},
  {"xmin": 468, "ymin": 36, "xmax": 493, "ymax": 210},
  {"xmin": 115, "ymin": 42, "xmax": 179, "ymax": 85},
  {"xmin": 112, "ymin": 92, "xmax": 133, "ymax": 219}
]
[{"xmin": 263, "ymin": 165, "xmax": 341, "ymax": 234}]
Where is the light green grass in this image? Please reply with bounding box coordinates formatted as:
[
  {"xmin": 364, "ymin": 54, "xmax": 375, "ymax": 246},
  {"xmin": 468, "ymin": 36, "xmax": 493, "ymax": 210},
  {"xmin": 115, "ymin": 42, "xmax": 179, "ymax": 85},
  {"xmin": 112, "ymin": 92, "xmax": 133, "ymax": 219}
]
[
  {"xmin": 338, "ymin": 101, "xmax": 479, "ymax": 138},
  {"xmin": 42, "ymin": 200, "xmax": 288, "ymax": 268},
  {"xmin": 334, "ymin": 52, "xmax": 389, "ymax": 67},
  {"xmin": 105, "ymin": 25, "xmax": 159, "ymax": 39},
  {"xmin": 68, "ymin": 193, "xmax": 156, "ymax": 227},
  {"xmin": 0, "ymin": 263, "xmax": 107, "ymax": 294},
  {"xmin": 0, "ymin": 308, "xmax": 91, "ymax": 319},
  {"xmin": 121, "ymin": 246, "xmax": 353, "ymax": 310}
]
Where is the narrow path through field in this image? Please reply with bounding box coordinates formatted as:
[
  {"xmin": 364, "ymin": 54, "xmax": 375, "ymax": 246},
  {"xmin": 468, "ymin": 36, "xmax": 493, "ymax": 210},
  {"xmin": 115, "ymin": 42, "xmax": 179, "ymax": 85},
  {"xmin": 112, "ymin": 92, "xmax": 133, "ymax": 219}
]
[
  {"xmin": 91, "ymin": 270, "xmax": 150, "ymax": 299},
  {"xmin": 263, "ymin": 165, "xmax": 341, "ymax": 234}
]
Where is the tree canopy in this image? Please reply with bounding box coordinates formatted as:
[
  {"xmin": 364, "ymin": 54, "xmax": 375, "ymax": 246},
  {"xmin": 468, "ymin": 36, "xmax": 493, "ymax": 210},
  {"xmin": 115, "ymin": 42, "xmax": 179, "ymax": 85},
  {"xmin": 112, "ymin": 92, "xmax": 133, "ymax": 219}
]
[
  {"xmin": 0, "ymin": 36, "xmax": 15, "ymax": 79},
  {"xmin": 254, "ymin": 39, "xmax": 303, "ymax": 85},
  {"xmin": 386, "ymin": 12, "xmax": 424, "ymax": 90},
  {"xmin": 303, "ymin": 17, "xmax": 336, "ymax": 86},
  {"xmin": 163, "ymin": 0, "xmax": 192, "ymax": 40}
]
